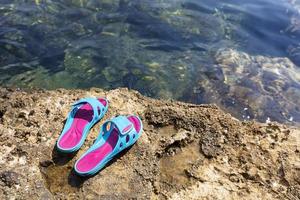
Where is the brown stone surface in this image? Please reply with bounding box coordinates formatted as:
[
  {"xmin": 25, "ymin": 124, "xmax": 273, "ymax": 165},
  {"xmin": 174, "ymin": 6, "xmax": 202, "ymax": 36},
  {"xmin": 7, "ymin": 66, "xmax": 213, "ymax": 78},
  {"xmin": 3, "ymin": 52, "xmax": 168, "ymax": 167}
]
[{"xmin": 0, "ymin": 87, "xmax": 299, "ymax": 199}]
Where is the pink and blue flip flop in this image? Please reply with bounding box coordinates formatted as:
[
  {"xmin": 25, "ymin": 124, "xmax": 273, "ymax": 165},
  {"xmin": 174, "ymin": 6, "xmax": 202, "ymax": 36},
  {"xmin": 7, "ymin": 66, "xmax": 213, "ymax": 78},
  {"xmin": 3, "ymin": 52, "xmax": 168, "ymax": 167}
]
[
  {"xmin": 74, "ymin": 115, "xmax": 143, "ymax": 176},
  {"xmin": 56, "ymin": 97, "xmax": 108, "ymax": 153}
]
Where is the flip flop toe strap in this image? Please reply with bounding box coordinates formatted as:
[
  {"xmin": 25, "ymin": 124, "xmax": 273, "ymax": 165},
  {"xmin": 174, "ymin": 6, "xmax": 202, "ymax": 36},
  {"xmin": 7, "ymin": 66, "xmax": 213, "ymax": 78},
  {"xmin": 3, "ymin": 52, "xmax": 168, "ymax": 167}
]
[
  {"xmin": 103, "ymin": 116, "xmax": 134, "ymax": 135},
  {"xmin": 102, "ymin": 116, "xmax": 137, "ymax": 151},
  {"xmin": 72, "ymin": 97, "xmax": 105, "ymax": 120}
]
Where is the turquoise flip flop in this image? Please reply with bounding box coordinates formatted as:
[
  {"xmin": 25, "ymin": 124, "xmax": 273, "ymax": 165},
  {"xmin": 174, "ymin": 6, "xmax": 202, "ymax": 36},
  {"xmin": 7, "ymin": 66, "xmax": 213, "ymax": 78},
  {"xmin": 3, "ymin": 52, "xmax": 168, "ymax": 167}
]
[
  {"xmin": 74, "ymin": 115, "xmax": 143, "ymax": 176},
  {"xmin": 56, "ymin": 97, "xmax": 108, "ymax": 153}
]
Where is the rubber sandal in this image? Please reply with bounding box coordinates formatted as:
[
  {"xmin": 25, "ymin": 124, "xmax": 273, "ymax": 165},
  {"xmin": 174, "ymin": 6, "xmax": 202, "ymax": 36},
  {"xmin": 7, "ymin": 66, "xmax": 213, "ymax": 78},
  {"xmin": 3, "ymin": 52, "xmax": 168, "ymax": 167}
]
[
  {"xmin": 56, "ymin": 97, "xmax": 109, "ymax": 153},
  {"xmin": 74, "ymin": 115, "xmax": 143, "ymax": 176}
]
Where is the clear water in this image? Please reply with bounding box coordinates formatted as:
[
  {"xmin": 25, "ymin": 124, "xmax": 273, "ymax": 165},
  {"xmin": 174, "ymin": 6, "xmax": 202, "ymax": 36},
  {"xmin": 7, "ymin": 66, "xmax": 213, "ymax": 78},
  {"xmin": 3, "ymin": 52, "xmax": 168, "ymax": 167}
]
[{"xmin": 1, "ymin": 0, "xmax": 300, "ymax": 125}]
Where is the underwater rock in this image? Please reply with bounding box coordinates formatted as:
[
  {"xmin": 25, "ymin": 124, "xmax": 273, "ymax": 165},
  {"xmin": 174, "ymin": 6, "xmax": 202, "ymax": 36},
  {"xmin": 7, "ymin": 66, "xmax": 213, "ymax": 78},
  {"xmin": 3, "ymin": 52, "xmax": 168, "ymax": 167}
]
[
  {"xmin": 288, "ymin": 45, "xmax": 300, "ymax": 67},
  {"xmin": 284, "ymin": 0, "xmax": 300, "ymax": 66},
  {"xmin": 0, "ymin": 87, "xmax": 299, "ymax": 199},
  {"xmin": 285, "ymin": 0, "xmax": 300, "ymax": 35},
  {"xmin": 189, "ymin": 48, "xmax": 300, "ymax": 125}
]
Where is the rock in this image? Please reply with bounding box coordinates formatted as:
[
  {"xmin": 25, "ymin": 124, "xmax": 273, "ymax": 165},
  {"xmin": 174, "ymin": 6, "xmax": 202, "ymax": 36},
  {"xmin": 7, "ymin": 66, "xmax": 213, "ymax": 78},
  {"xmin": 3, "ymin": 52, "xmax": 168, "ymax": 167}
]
[
  {"xmin": 18, "ymin": 110, "xmax": 29, "ymax": 119},
  {"xmin": 0, "ymin": 171, "xmax": 20, "ymax": 187},
  {"xmin": 193, "ymin": 48, "xmax": 300, "ymax": 124},
  {"xmin": 0, "ymin": 87, "xmax": 299, "ymax": 199},
  {"xmin": 200, "ymin": 129, "xmax": 223, "ymax": 158}
]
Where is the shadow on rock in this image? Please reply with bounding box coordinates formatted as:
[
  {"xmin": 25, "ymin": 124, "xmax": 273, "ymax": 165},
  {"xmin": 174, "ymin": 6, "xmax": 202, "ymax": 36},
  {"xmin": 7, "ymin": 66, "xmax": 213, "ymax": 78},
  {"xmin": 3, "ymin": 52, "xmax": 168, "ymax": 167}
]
[
  {"xmin": 67, "ymin": 145, "xmax": 133, "ymax": 187},
  {"xmin": 68, "ymin": 169, "xmax": 88, "ymax": 188},
  {"xmin": 51, "ymin": 145, "xmax": 78, "ymax": 166}
]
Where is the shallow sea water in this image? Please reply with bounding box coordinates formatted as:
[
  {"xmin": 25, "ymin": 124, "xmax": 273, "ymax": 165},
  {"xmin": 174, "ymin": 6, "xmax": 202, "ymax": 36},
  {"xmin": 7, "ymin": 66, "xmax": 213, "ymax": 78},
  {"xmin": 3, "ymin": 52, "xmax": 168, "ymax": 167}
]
[{"xmin": 0, "ymin": 0, "xmax": 300, "ymax": 125}]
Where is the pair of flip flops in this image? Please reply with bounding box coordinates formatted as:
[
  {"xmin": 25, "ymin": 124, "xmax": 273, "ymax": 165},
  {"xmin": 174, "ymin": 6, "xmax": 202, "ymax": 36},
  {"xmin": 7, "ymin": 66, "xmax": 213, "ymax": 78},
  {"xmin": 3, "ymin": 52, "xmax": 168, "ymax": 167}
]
[{"xmin": 56, "ymin": 97, "xmax": 143, "ymax": 176}]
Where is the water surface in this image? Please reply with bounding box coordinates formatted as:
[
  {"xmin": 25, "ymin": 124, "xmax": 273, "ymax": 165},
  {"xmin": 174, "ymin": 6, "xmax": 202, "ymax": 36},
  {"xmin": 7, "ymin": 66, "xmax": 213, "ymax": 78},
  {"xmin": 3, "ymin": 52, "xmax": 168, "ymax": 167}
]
[{"xmin": 1, "ymin": 0, "xmax": 300, "ymax": 124}]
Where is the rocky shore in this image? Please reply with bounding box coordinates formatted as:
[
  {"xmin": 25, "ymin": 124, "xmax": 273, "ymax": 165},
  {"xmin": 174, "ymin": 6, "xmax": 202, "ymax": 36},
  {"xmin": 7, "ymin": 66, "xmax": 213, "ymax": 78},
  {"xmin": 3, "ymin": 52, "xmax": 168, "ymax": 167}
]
[{"xmin": 0, "ymin": 87, "xmax": 299, "ymax": 199}]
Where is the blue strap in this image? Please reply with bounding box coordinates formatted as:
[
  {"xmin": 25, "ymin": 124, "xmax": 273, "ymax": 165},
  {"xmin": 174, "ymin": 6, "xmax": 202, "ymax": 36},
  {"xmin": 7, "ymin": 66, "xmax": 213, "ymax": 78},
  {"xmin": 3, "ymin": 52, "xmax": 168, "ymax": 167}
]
[
  {"xmin": 72, "ymin": 98, "xmax": 105, "ymax": 120},
  {"xmin": 105, "ymin": 116, "xmax": 133, "ymax": 135}
]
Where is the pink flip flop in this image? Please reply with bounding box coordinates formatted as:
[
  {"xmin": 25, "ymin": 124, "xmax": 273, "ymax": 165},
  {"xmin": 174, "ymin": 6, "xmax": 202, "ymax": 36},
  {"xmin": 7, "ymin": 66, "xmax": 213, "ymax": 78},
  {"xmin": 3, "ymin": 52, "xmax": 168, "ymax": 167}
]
[
  {"xmin": 56, "ymin": 97, "xmax": 108, "ymax": 153},
  {"xmin": 74, "ymin": 115, "xmax": 143, "ymax": 176}
]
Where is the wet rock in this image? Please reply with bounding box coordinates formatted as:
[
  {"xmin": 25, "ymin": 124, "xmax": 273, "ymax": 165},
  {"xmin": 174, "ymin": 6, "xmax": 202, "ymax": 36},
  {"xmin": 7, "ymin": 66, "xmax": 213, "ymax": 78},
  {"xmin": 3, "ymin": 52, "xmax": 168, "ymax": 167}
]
[
  {"xmin": 288, "ymin": 45, "xmax": 300, "ymax": 66},
  {"xmin": 193, "ymin": 48, "xmax": 300, "ymax": 125}
]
